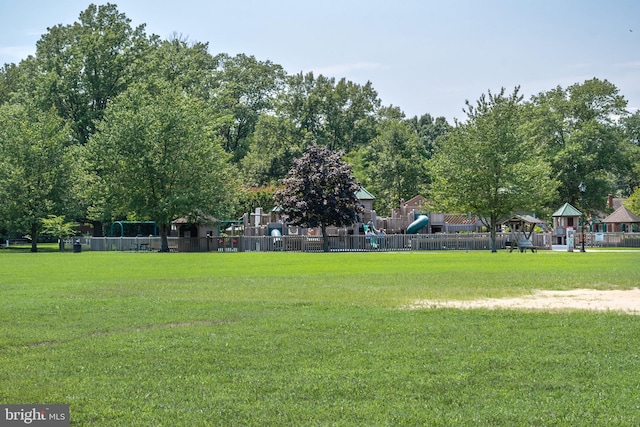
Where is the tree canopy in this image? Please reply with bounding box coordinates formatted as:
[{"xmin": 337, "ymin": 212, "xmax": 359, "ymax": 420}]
[
  {"xmin": 33, "ymin": 3, "xmax": 150, "ymax": 145},
  {"xmin": 0, "ymin": 3, "xmax": 639, "ymax": 250},
  {"xmin": 354, "ymin": 108, "xmax": 429, "ymax": 216},
  {"xmin": 524, "ymin": 78, "xmax": 631, "ymax": 213},
  {"xmin": 0, "ymin": 104, "xmax": 74, "ymax": 251}
]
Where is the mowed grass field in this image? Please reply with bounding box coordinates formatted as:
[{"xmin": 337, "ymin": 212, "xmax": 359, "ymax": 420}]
[{"xmin": 1, "ymin": 250, "xmax": 639, "ymax": 426}]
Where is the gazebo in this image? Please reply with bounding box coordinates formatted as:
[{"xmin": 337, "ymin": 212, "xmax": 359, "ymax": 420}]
[
  {"xmin": 603, "ymin": 205, "xmax": 640, "ymax": 232},
  {"xmin": 501, "ymin": 214, "xmax": 548, "ymax": 251},
  {"xmin": 503, "ymin": 214, "xmax": 548, "ymax": 240}
]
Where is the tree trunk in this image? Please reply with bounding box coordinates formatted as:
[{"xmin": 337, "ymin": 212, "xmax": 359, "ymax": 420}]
[
  {"xmin": 490, "ymin": 214, "xmax": 497, "ymax": 253},
  {"xmin": 92, "ymin": 221, "xmax": 104, "ymax": 237},
  {"xmin": 321, "ymin": 224, "xmax": 329, "ymax": 253},
  {"xmin": 159, "ymin": 223, "xmax": 170, "ymax": 252},
  {"xmin": 59, "ymin": 237, "xmax": 65, "ymax": 252},
  {"xmin": 30, "ymin": 225, "xmax": 38, "ymax": 253}
]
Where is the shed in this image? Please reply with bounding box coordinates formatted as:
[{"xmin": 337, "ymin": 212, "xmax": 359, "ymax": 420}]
[
  {"xmin": 603, "ymin": 205, "xmax": 640, "ymax": 232},
  {"xmin": 172, "ymin": 216, "xmax": 218, "ymax": 238}
]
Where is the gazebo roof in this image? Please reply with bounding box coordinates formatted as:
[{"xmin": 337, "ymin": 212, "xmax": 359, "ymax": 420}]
[
  {"xmin": 603, "ymin": 205, "xmax": 640, "ymax": 224},
  {"xmin": 552, "ymin": 202, "xmax": 582, "ymax": 217},
  {"xmin": 503, "ymin": 214, "xmax": 546, "ymax": 225}
]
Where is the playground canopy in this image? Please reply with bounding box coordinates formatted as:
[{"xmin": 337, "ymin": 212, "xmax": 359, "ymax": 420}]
[{"xmin": 552, "ymin": 203, "xmax": 582, "ymax": 218}]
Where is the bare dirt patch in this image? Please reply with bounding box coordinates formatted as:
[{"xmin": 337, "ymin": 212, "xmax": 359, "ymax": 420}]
[{"xmin": 408, "ymin": 288, "xmax": 640, "ymax": 314}]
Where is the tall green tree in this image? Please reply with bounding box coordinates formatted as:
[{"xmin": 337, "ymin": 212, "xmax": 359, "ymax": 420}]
[
  {"xmin": 0, "ymin": 104, "xmax": 74, "ymax": 252},
  {"xmin": 358, "ymin": 107, "xmax": 428, "ymax": 215},
  {"xmin": 431, "ymin": 87, "xmax": 558, "ymax": 252},
  {"xmin": 524, "ymin": 78, "xmax": 629, "ymax": 210},
  {"xmin": 211, "ymin": 53, "xmax": 286, "ymax": 162},
  {"xmin": 240, "ymin": 115, "xmax": 304, "ymax": 186},
  {"xmin": 620, "ymin": 111, "xmax": 640, "ymax": 193},
  {"xmin": 406, "ymin": 113, "xmax": 451, "ymax": 159},
  {"xmin": 240, "ymin": 72, "xmax": 380, "ymax": 185},
  {"xmin": 280, "ymin": 72, "xmax": 380, "ymax": 153},
  {"xmin": 274, "ymin": 145, "xmax": 362, "ymax": 252},
  {"xmin": 33, "ymin": 3, "xmax": 151, "ymax": 144},
  {"xmin": 0, "ymin": 63, "xmax": 21, "ymax": 105},
  {"xmin": 87, "ymin": 79, "xmax": 236, "ymax": 252},
  {"xmin": 140, "ymin": 35, "xmax": 217, "ymax": 100}
]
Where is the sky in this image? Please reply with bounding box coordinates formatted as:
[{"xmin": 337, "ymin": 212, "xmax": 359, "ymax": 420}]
[{"xmin": 1, "ymin": 0, "xmax": 639, "ymax": 122}]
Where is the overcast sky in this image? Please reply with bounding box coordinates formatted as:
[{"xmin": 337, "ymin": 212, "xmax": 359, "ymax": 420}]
[{"xmin": 1, "ymin": 0, "xmax": 639, "ymax": 122}]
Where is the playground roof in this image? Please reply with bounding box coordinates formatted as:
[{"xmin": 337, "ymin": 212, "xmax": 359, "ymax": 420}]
[
  {"xmin": 445, "ymin": 214, "xmax": 476, "ymax": 225},
  {"xmin": 552, "ymin": 203, "xmax": 582, "ymax": 217},
  {"xmin": 356, "ymin": 187, "xmax": 375, "ymax": 200}
]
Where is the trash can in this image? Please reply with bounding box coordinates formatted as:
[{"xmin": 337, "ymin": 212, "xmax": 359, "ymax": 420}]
[{"xmin": 73, "ymin": 240, "xmax": 82, "ymax": 253}]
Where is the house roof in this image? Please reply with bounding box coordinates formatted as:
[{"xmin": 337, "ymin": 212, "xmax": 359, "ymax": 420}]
[
  {"xmin": 552, "ymin": 203, "xmax": 582, "ymax": 217},
  {"xmin": 404, "ymin": 195, "xmax": 427, "ymax": 207},
  {"xmin": 603, "ymin": 205, "xmax": 640, "ymax": 224},
  {"xmin": 356, "ymin": 187, "xmax": 375, "ymax": 200}
]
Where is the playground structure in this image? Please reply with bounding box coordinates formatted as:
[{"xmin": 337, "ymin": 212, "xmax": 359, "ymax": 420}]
[
  {"xmin": 240, "ymin": 193, "xmax": 481, "ymax": 241},
  {"xmin": 76, "ymin": 192, "xmax": 640, "ymax": 253},
  {"xmin": 79, "ymin": 198, "xmax": 640, "ymax": 252}
]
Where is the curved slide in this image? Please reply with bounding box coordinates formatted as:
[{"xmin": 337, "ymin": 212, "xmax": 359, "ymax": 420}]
[
  {"xmin": 406, "ymin": 215, "xmax": 429, "ymax": 234},
  {"xmin": 270, "ymin": 229, "xmax": 282, "ymax": 237}
]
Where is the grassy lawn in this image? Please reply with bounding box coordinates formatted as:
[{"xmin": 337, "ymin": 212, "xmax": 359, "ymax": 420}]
[{"xmin": 1, "ymin": 251, "xmax": 639, "ymax": 425}]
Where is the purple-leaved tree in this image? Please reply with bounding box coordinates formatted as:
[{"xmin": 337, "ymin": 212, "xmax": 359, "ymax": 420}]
[{"xmin": 274, "ymin": 145, "xmax": 363, "ymax": 252}]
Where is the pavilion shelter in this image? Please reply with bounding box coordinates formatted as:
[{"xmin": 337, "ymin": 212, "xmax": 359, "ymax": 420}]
[{"xmin": 603, "ymin": 205, "xmax": 640, "ymax": 232}]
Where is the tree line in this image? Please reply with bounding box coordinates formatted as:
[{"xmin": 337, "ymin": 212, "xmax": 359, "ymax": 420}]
[{"xmin": 1, "ymin": 4, "xmax": 639, "ymax": 251}]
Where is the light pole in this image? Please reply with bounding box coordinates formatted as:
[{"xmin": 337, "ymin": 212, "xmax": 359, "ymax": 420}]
[{"xmin": 578, "ymin": 182, "xmax": 586, "ymax": 252}]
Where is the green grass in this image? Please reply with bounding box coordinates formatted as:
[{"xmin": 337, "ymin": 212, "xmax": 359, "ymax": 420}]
[{"xmin": 1, "ymin": 251, "xmax": 639, "ymax": 425}]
